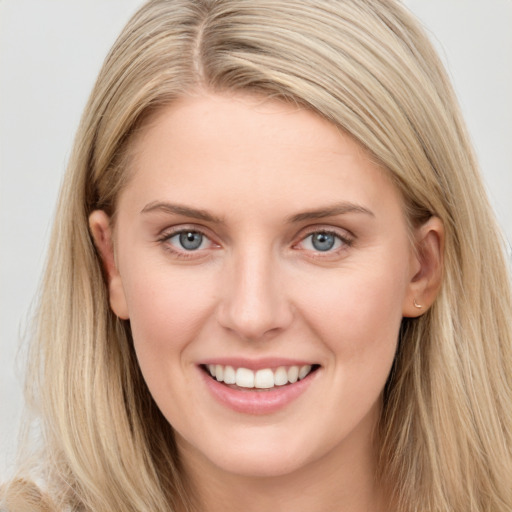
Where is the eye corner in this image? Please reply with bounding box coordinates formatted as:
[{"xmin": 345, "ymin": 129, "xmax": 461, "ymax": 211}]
[
  {"xmin": 157, "ymin": 226, "xmax": 221, "ymax": 260},
  {"xmin": 292, "ymin": 227, "xmax": 355, "ymax": 260}
]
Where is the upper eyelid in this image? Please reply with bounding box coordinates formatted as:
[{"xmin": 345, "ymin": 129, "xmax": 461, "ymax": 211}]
[
  {"xmin": 157, "ymin": 227, "xmax": 217, "ymax": 251},
  {"xmin": 158, "ymin": 224, "xmax": 213, "ymax": 240},
  {"xmin": 158, "ymin": 228, "xmax": 219, "ymax": 258},
  {"xmin": 156, "ymin": 224, "xmax": 354, "ymax": 247},
  {"xmin": 296, "ymin": 224, "xmax": 355, "ymax": 240},
  {"xmin": 297, "ymin": 232, "xmax": 351, "ymax": 247},
  {"xmin": 293, "ymin": 227, "xmax": 355, "ymax": 254}
]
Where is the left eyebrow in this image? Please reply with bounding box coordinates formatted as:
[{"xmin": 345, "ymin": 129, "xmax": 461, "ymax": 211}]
[{"xmin": 287, "ymin": 202, "xmax": 375, "ymax": 223}]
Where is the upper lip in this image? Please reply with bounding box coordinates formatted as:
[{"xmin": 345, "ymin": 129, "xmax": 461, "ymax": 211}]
[{"xmin": 198, "ymin": 357, "xmax": 319, "ymax": 371}]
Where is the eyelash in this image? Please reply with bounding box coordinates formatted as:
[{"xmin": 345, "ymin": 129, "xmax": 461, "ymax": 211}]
[
  {"xmin": 295, "ymin": 229, "xmax": 354, "ymax": 256},
  {"xmin": 157, "ymin": 227, "xmax": 217, "ymax": 260},
  {"xmin": 157, "ymin": 226, "xmax": 354, "ymax": 259}
]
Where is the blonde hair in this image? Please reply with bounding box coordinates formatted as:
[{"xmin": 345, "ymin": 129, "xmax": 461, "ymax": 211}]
[{"xmin": 3, "ymin": 0, "xmax": 512, "ymax": 510}]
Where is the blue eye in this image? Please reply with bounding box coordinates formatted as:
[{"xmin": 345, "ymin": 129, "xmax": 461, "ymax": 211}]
[
  {"xmin": 311, "ymin": 232, "xmax": 337, "ymax": 251},
  {"xmin": 301, "ymin": 231, "xmax": 345, "ymax": 252},
  {"xmin": 170, "ymin": 231, "xmax": 206, "ymax": 251}
]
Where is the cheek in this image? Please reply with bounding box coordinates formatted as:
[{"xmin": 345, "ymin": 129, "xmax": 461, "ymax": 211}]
[
  {"xmin": 123, "ymin": 268, "xmax": 221, "ymax": 424},
  {"xmin": 120, "ymin": 263, "xmax": 217, "ymax": 375},
  {"xmin": 306, "ymin": 261, "xmax": 404, "ymax": 321},
  {"xmin": 296, "ymin": 253, "xmax": 408, "ymax": 374}
]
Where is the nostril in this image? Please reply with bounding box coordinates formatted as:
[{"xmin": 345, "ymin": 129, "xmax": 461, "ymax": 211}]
[
  {"xmin": 216, "ymin": 298, "xmax": 294, "ymax": 341},
  {"xmin": 215, "ymin": 262, "xmax": 294, "ymax": 340}
]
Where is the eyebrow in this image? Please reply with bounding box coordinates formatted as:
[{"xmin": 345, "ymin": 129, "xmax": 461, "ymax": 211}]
[
  {"xmin": 140, "ymin": 201, "xmax": 224, "ymax": 224},
  {"xmin": 287, "ymin": 202, "xmax": 375, "ymax": 223},
  {"xmin": 140, "ymin": 200, "xmax": 374, "ymax": 224}
]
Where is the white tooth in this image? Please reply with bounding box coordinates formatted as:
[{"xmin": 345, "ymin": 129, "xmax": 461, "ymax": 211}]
[
  {"xmin": 236, "ymin": 367, "xmax": 255, "ymax": 388},
  {"xmin": 287, "ymin": 366, "xmax": 299, "ymax": 383},
  {"xmin": 274, "ymin": 366, "xmax": 288, "ymax": 386},
  {"xmin": 299, "ymin": 364, "xmax": 312, "ymax": 380},
  {"xmin": 215, "ymin": 364, "xmax": 224, "ymax": 382},
  {"xmin": 208, "ymin": 364, "xmax": 216, "ymax": 377},
  {"xmin": 223, "ymin": 365, "xmax": 236, "ymax": 384},
  {"xmin": 255, "ymin": 369, "xmax": 275, "ymax": 389}
]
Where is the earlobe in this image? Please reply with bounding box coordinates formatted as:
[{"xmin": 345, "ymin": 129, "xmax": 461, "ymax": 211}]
[
  {"xmin": 89, "ymin": 210, "xmax": 130, "ymax": 320},
  {"xmin": 403, "ymin": 216, "xmax": 444, "ymax": 318}
]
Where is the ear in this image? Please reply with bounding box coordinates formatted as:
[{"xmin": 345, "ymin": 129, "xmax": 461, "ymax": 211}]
[
  {"xmin": 89, "ymin": 210, "xmax": 130, "ymax": 319},
  {"xmin": 402, "ymin": 216, "xmax": 444, "ymax": 317}
]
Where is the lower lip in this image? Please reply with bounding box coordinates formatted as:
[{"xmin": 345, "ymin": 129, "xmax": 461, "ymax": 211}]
[{"xmin": 199, "ymin": 367, "xmax": 318, "ymax": 415}]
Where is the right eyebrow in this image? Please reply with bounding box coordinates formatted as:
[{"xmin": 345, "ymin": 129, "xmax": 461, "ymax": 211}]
[{"xmin": 140, "ymin": 201, "xmax": 224, "ymax": 224}]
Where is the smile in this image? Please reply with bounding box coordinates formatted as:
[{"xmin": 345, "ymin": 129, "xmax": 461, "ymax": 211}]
[
  {"xmin": 205, "ymin": 364, "xmax": 317, "ymax": 389},
  {"xmin": 200, "ymin": 362, "xmax": 320, "ymax": 414}
]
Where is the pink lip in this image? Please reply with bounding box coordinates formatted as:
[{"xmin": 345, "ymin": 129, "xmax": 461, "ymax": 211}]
[
  {"xmin": 198, "ymin": 357, "xmax": 316, "ymax": 371},
  {"xmin": 199, "ymin": 364, "xmax": 319, "ymax": 415}
]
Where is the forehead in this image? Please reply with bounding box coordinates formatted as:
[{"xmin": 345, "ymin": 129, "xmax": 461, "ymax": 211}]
[{"xmin": 119, "ymin": 91, "xmax": 403, "ymax": 222}]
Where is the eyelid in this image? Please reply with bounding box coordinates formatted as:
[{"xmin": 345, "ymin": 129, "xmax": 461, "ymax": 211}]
[
  {"xmin": 297, "ymin": 224, "xmax": 355, "ymax": 242},
  {"xmin": 156, "ymin": 223, "xmax": 354, "ymax": 259},
  {"xmin": 158, "ymin": 223, "xmax": 215, "ymax": 240},
  {"xmin": 293, "ymin": 225, "xmax": 355, "ymax": 253},
  {"xmin": 157, "ymin": 225, "xmax": 220, "ymax": 258}
]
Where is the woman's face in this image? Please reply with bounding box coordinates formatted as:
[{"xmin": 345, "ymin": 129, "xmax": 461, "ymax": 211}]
[{"xmin": 91, "ymin": 92, "xmax": 433, "ymax": 479}]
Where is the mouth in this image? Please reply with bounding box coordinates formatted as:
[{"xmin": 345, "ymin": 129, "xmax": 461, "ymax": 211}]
[{"xmin": 201, "ymin": 363, "xmax": 320, "ymax": 391}]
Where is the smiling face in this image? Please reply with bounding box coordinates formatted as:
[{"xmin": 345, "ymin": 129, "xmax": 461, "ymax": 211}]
[{"xmin": 90, "ymin": 92, "xmax": 440, "ymax": 484}]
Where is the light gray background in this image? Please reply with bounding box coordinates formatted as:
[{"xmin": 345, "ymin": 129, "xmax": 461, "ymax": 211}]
[{"xmin": 1, "ymin": 1, "xmax": 511, "ymax": 478}]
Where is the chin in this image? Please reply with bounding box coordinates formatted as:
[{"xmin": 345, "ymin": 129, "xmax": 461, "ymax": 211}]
[
  {"xmin": 181, "ymin": 426, "xmax": 326, "ymax": 479},
  {"xmin": 211, "ymin": 446, "xmax": 312, "ymax": 479}
]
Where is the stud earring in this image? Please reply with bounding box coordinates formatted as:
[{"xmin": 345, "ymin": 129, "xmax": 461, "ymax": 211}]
[{"xmin": 413, "ymin": 298, "xmax": 423, "ymax": 309}]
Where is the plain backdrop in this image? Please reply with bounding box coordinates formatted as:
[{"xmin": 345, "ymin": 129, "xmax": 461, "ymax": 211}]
[{"xmin": 1, "ymin": 0, "xmax": 511, "ymax": 479}]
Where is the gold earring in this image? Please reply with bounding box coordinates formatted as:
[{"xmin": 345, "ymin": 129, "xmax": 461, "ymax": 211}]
[{"xmin": 413, "ymin": 298, "xmax": 423, "ymax": 309}]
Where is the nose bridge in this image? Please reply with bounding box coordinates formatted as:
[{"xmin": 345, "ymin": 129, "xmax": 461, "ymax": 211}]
[{"xmin": 217, "ymin": 241, "xmax": 292, "ymax": 340}]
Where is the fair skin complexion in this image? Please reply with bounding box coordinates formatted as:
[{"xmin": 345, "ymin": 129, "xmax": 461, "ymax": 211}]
[{"xmin": 90, "ymin": 92, "xmax": 443, "ymax": 512}]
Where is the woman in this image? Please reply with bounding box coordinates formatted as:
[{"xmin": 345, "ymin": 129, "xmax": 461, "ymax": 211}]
[{"xmin": 2, "ymin": 0, "xmax": 511, "ymax": 510}]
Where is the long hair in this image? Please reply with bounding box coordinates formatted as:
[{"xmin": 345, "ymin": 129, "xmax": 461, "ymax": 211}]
[{"xmin": 3, "ymin": 1, "xmax": 512, "ymax": 510}]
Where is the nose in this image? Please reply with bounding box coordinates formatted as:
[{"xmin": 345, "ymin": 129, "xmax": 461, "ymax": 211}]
[{"xmin": 216, "ymin": 247, "xmax": 294, "ymax": 341}]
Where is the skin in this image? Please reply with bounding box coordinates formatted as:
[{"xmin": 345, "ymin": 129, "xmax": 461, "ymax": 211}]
[{"xmin": 90, "ymin": 91, "xmax": 443, "ymax": 512}]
